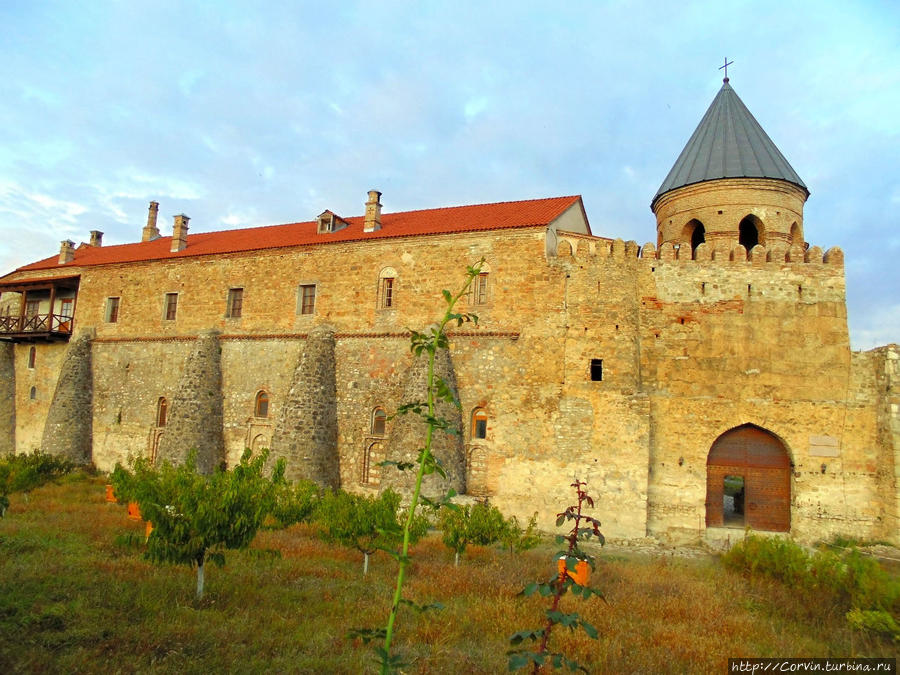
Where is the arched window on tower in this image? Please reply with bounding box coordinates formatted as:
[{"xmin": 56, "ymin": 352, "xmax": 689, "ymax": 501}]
[
  {"xmin": 682, "ymin": 219, "xmax": 706, "ymax": 256},
  {"xmin": 254, "ymin": 390, "xmax": 269, "ymax": 418},
  {"xmin": 739, "ymin": 215, "xmax": 765, "ymax": 251},
  {"xmin": 472, "ymin": 408, "xmax": 488, "ymax": 440},
  {"xmin": 789, "ymin": 222, "xmax": 803, "ymax": 247},
  {"xmin": 371, "ymin": 407, "xmax": 387, "ymax": 437},
  {"xmin": 156, "ymin": 397, "xmax": 168, "ymax": 427}
]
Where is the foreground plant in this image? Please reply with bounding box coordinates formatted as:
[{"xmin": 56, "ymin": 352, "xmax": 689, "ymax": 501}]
[
  {"xmin": 349, "ymin": 260, "xmax": 483, "ymax": 673},
  {"xmin": 508, "ymin": 479, "xmax": 605, "ymax": 672},
  {"xmin": 440, "ymin": 500, "xmax": 539, "ymax": 566},
  {"xmin": 0, "ymin": 451, "xmax": 74, "ymax": 516},
  {"xmin": 111, "ymin": 448, "xmax": 282, "ymax": 600}
]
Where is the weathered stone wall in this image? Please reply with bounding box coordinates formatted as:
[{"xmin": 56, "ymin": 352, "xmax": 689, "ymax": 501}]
[
  {"xmin": 270, "ymin": 325, "xmax": 340, "ymax": 487},
  {"xmin": 0, "ymin": 343, "xmax": 15, "ymax": 455},
  {"xmin": 155, "ymin": 331, "xmax": 224, "ymax": 473},
  {"xmin": 4, "ymin": 220, "xmax": 896, "ymax": 545},
  {"xmin": 381, "ymin": 348, "xmax": 465, "ymax": 499},
  {"xmin": 40, "ymin": 330, "xmax": 93, "ymax": 464}
]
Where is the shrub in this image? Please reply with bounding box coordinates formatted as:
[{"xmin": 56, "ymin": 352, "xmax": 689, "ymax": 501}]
[
  {"xmin": 0, "ymin": 451, "xmax": 75, "ymax": 516},
  {"xmin": 266, "ymin": 477, "xmax": 320, "ymax": 529}
]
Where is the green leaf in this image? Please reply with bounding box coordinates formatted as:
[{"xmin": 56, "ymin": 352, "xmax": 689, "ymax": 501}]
[
  {"xmin": 580, "ymin": 619, "xmax": 599, "ymax": 640},
  {"xmin": 522, "ymin": 582, "xmax": 539, "ymax": 596}
]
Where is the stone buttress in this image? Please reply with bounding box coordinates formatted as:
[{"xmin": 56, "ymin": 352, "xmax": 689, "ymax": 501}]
[
  {"xmin": 0, "ymin": 343, "xmax": 15, "ymax": 455},
  {"xmin": 41, "ymin": 330, "xmax": 93, "ymax": 464},
  {"xmin": 381, "ymin": 348, "xmax": 465, "ymax": 499},
  {"xmin": 270, "ymin": 324, "xmax": 340, "ymax": 487},
  {"xmin": 155, "ymin": 331, "xmax": 225, "ymax": 473}
]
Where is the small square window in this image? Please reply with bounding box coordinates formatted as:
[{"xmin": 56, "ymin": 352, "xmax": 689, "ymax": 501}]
[
  {"xmin": 226, "ymin": 288, "xmax": 243, "ymax": 318},
  {"xmin": 590, "ymin": 359, "xmax": 603, "ymax": 381},
  {"xmin": 164, "ymin": 293, "xmax": 178, "ymax": 321},
  {"xmin": 298, "ymin": 284, "xmax": 316, "ymax": 315},
  {"xmin": 105, "ymin": 297, "xmax": 120, "ymax": 323}
]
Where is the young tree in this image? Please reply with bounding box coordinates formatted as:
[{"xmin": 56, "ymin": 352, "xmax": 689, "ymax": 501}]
[
  {"xmin": 439, "ymin": 500, "xmax": 504, "ymax": 566},
  {"xmin": 317, "ymin": 488, "xmax": 428, "ymax": 575},
  {"xmin": 110, "ymin": 448, "xmax": 280, "ymax": 600}
]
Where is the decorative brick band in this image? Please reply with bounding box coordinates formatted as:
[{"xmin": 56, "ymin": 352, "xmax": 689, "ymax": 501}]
[{"xmin": 94, "ymin": 330, "xmax": 521, "ymax": 344}]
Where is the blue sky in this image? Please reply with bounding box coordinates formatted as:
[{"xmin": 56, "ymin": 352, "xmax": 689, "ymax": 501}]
[{"xmin": 1, "ymin": 1, "xmax": 897, "ymax": 348}]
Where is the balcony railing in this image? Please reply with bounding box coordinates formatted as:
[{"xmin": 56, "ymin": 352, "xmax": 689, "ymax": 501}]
[{"xmin": 0, "ymin": 313, "xmax": 74, "ymax": 340}]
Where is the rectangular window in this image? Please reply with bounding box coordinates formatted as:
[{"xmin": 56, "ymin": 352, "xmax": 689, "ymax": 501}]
[
  {"xmin": 298, "ymin": 284, "xmax": 316, "ymax": 315},
  {"xmin": 590, "ymin": 359, "xmax": 603, "ymax": 382},
  {"xmin": 226, "ymin": 288, "xmax": 243, "ymax": 318},
  {"xmin": 164, "ymin": 293, "xmax": 178, "ymax": 321},
  {"xmin": 105, "ymin": 297, "xmax": 120, "ymax": 323},
  {"xmin": 379, "ymin": 277, "xmax": 394, "ymax": 309},
  {"xmin": 25, "ymin": 299, "xmax": 40, "ymax": 317},
  {"xmin": 472, "ymin": 272, "xmax": 489, "ymax": 305}
]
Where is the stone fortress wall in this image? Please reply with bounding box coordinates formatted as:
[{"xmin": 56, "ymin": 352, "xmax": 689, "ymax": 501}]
[{"xmin": 8, "ymin": 222, "xmax": 896, "ymax": 545}]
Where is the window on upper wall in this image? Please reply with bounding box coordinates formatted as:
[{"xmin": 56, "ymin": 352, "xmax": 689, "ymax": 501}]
[
  {"xmin": 25, "ymin": 299, "xmax": 39, "ymax": 317},
  {"xmin": 164, "ymin": 293, "xmax": 178, "ymax": 321},
  {"xmin": 105, "ymin": 297, "xmax": 120, "ymax": 323},
  {"xmin": 255, "ymin": 390, "xmax": 269, "ymax": 418},
  {"xmin": 377, "ymin": 268, "xmax": 397, "ymax": 309},
  {"xmin": 371, "ymin": 407, "xmax": 387, "ymax": 437},
  {"xmin": 472, "ymin": 408, "xmax": 488, "ymax": 440},
  {"xmin": 298, "ymin": 284, "xmax": 316, "ymax": 315},
  {"xmin": 468, "ymin": 264, "xmax": 491, "ymax": 305},
  {"xmin": 226, "ymin": 288, "xmax": 243, "ymax": 318},
  {"xmin": 156, "ymin": 397, "xmax": 168, "ymax": 427},
  {"xmin": 28, "ymin": 346, "xmax": 36, "ymax": 369},
  {"xmin": 590, "ymin": 359, "xmax": 603, "ymax": 381}
]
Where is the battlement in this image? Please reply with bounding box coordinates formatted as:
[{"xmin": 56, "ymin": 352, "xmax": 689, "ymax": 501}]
[{"xmin": 553, "ymin": 230, "xmax": 844, "ymax": 267}]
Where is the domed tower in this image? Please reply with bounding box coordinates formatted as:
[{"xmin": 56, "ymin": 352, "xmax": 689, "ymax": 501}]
[{"xmin": 651, "ymin": 76, "xmax": 809, "ymax": 259}]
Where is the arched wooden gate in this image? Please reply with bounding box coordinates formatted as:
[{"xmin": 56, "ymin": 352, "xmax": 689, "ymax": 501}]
[{"xmin": 705, "ymin": 424, "xmax": 791, "ymax": 532}]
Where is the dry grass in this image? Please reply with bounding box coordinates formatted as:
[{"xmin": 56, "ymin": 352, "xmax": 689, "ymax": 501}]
[{"xmin": 0, "ymin": 474, "xmax": 895, "ymax": 673}]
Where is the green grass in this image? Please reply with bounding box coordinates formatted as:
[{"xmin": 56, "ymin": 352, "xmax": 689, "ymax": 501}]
[{"xmin": 0, "ymin": 474, "xmax": 896, "ymax": 673}]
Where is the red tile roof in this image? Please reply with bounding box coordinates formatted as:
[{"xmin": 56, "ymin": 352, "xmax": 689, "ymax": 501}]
[{"xmin": 14, "ymin": 195, "xmax": 584, "ymax": 272}]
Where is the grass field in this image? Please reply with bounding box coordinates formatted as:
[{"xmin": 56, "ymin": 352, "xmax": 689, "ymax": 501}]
[{"xmin": 0, "ymin": 473, "xmax": 895, "ymax": 673}]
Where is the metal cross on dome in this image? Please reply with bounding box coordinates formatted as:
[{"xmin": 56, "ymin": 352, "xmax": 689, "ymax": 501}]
[{"xmin": 719, "ymin": 58, "xmax": 734, "ymax": 82}]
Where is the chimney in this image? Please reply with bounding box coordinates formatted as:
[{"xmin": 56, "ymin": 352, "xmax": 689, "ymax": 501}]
[
  {"xmin": 171, "ymin": 214, "xmax": 189, "ymax": 252},
  {"xmin": 58, "ymin": 240, "xmax": 75, "ymax": 264},
  {"xmin": 142, "ymin": 201, "xmax": 161, "ymax": 242},
  {"xmin": 364, "ymin": 190, "xmax": 382, "ymax": 232},
  {"xmin": 89, "ymin": 230, "xmax": 103, "ymax": 247}
]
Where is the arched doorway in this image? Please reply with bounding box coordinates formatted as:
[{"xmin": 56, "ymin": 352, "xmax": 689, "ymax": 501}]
[{"xmin": 705, "ymin": 424, "xmax": 791, "ymax": 532}]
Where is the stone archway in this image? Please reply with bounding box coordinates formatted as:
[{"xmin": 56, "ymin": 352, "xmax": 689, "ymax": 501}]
[{"xmin": 705, "ymin": 424, "xmax": 791, "ymax": 532}]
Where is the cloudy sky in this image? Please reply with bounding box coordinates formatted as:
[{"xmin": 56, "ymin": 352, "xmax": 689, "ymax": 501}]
[{"xmin": 1, "ymin": 1, "xmax": 897, "ymax": 348}]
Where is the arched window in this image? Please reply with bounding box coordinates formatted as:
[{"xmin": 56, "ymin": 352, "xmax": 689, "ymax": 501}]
[
  {"xmin": 28, "ymin": 346, "xmax": 36, "ymax": 369},
  {"xmin": 682, "ymin": 219, "xmax": 705, "ymax": 255},
  {"xmin": 789, "ymin": 222, "xmax": 803, "ymax": 247},
  {"xmin": 29, "ymin": 386, "xmax": 36, "ymax": 400},
  {"xmin": 739, "ymin": 215, "xmax": 764, "ymax": 251},
  {"xmin": 371, "ymin": 407, "xmax": 386, "ymax": 437},
  {"xmin": 156, "ymin": 397, "xmax": 168, "ymax": 427},
  {"xmin": 378, "ymin": 267, "xmax": 397, "ymax": 309},
  {"xmin": 362, "ymin": 441, "xmax": 384, "ymax": 485},
  {"xmin": 472, "ymin": 408, "xmax": 488, "ymax": 440},
  {"xmin": 255, "ymin": 390, "xmax": 269, "ymax": 418}
]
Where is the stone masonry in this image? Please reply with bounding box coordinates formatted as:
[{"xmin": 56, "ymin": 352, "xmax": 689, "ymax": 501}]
[
  {"xmin": 0, "ymin": 343, "xmax": 15, "ymax": 455},
  {"xmin": 381, "ymin": 347, "xmax": 465, "ymax": 499},
  {"xmin": 40, "ymin": 330, "xmax": 93, "ymax": 464},
  {"xmin": 155, "ymin": 330, "xmax": 224, "ymax": 473},
  {"xmin": 270, "ymin": 324, "xmax": 340, "ymax": 487}
]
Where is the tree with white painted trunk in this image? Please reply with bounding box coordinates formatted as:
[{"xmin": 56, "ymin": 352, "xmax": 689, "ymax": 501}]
[{"xmin": 111, "ymin": 448, "xmax": 281, "ymax": 601}]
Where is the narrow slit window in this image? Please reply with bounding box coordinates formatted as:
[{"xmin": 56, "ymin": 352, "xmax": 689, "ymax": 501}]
[
  {"xmin": 164, "ymin": 293, "xmax": 178, "ymax": 321},
  {"xmin": 590, "ymin": 359, "xmax": 603, "ymax": 381},
  {"xmin": 105, "ymin": 297, "xmax": 120, "ymax": 323},
  {"xmin": 156, "ymin": 397, "xmax": 168, "ymax": 427},
  {"xmin": 380, "ymin": 277, "xmax": 394, "ymax": 308}
]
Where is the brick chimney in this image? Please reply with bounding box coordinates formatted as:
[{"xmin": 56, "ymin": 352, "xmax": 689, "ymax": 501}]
[
  {"xmin": 364, "ymin": 190, "xmax": 382, "ymax": 232},
  {"xmin": 142, "ymin": 201, "xmax": 161, "ymax": 242},
  {"xmin": 89, "ymin": 230, "xmax": 103, "ymax": 247},
  {"xmin": 171, "ymin": 214, "xmax": 189, "ymax": 252},
  {"xmin": 58, "ymin": 240, "xmax": 75, "ymax": 264}
]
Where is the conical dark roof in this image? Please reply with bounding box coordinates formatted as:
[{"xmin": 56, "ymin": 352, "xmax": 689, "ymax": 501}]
[{"xmin": 651, "ymin": 80, "xmax": 808, "ymax": 209}]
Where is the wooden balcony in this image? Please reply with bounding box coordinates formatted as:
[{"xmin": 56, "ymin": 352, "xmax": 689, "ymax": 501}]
[{"xmin": 0, "ymin": 313, "xmax": 74, "ymax": 342}]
